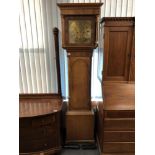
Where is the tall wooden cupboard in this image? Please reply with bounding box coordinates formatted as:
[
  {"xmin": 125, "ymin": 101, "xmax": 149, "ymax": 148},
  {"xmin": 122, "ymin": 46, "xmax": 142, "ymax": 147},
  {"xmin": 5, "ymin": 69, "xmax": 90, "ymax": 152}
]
[{"xmin": 97, "ymin": 17, "xmax": 135, "ymax": 155}]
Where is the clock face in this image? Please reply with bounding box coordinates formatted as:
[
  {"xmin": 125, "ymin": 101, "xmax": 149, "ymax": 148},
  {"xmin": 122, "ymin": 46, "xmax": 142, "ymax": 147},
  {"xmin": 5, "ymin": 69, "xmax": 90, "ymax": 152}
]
[
  {"xmin": 68, "ymin": 20, "xmax": 92, "ymax": 44},
  {"xmin": 63, "ymin": 16, "xmax": 96, "ymax": 46}
]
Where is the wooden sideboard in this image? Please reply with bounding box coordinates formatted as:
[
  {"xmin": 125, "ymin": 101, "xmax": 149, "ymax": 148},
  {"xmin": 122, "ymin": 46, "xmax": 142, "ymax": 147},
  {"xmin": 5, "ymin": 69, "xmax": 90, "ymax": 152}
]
[{"xmin": 19, "ymin": 94, "xmax": 62, "ymax": 155}]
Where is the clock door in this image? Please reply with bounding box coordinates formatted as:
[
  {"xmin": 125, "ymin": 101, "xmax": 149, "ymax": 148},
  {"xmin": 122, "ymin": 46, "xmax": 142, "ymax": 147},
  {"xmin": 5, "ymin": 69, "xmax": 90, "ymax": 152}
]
[{"xmin": 68, "ymin": 51, "xmax": 92, "ymax": 110}]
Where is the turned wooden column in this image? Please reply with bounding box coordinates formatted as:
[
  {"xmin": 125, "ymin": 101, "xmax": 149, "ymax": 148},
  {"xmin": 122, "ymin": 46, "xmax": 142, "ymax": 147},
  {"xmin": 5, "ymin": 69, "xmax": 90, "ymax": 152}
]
[{"xmin": 53, "ymin": 27, "xmax": 62, "ymax": 95}]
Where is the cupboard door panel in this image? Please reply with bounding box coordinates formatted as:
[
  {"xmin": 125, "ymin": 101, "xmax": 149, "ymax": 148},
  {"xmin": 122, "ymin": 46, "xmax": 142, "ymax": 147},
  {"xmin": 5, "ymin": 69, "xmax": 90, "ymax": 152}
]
[{"xmin": 104, "ymin": 27, "xmax": 133, "ymax": 81}]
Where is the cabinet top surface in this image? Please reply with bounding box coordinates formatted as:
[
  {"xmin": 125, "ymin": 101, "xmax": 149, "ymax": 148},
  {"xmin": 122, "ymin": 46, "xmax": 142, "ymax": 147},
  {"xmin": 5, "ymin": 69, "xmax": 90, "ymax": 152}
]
[
  {"xmin": 19, "ymin": 97, "xmax": 62, "ymax": 118},
  {"xmin": 103, "ymin": 83, "xmax": 135, "ymax": 111}
]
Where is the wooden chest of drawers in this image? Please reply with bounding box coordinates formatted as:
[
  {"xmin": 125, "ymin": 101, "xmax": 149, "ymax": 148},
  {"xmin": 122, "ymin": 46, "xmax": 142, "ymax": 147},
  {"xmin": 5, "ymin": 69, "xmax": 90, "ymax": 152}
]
[
  {"xmin": 102, "ymin": 117, "xmax": 135, "ymax": 154},
  {"xmin": 19, "ymin": 94, "xmax": 62, "ymax": 155},
  {"xmin": 96, "ymin": 83, "xmax": 135, "ymax": 155}
]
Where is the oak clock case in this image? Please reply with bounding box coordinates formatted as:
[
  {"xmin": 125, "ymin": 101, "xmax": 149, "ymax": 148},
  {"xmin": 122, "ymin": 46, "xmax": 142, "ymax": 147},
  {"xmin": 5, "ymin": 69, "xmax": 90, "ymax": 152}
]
[{"xmin": 58, "ymin": 3, "xmax": 103, "ymax": 143}]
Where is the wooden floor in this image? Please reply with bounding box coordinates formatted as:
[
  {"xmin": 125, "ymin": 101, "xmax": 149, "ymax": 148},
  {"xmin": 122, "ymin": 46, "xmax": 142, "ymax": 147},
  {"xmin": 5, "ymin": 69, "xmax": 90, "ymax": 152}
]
[
  {"xmin": 60, "ymin": 149, "xmax": 134, "ymax": 155},
  {"xmin": 101, "ymin": 150, "xmax": 135, "ymax": 155},
  {"xmin": 102, "ymin": 153, "xmax": 135, "ymax": 155},
  {"xmin": 60, "ymin": 149, "xmax": 99, "ymax": 155}
]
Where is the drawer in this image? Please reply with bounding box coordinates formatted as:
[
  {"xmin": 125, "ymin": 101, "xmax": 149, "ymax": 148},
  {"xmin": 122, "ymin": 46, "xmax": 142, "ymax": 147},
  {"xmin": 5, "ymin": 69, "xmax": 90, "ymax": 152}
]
[
  {"xmin": 103, "ymin": 142, "xmax": 135, "ymax": 153},
  {"xmin": 44, "ymin": 126, "xmax": 59, "ymax": 137},
  {"xmin": 104, "ymin": 118, "xmax": 135, "ymax": 131},
  {"xmin": 19, "ymin": 127, "xmax": 41, "ymax": 138},
  {"xmin": 20, "ymin": 135, "xmax": 60, "ymax": 153},
  {"xmin": 103, "ymin": 131, "xmax": 135, "ymax": 142},
  {"xmin": 20, "ymin": 127, "xmax": 44, "ymax": 139},
  {"xmin": 105, "ymin": 110, "xmax": 135, "ymax": 118},
  {"xmin": 31, "ymin": 115, "xmax": 56, "ymax": 127},
  {"xmin": 20, "ymin": 126, "xmax": 58, "ymax": 140}
]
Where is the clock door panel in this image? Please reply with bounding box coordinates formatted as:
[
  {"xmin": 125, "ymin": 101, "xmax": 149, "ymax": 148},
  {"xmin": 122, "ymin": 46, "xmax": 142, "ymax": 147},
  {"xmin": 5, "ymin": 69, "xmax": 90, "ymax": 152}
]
[
  {"xmin": 68, "ymin": 53, "xmax": 91, "ymax": 110},
  {"xmin": 104, "ymin": 27, "xmax": 133, "ymax": 81}
]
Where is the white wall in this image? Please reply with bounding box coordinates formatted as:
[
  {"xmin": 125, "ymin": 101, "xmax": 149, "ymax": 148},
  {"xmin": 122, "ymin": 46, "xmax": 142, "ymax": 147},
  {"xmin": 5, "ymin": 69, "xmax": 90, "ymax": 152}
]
[{"xmin": 19, "ymin": 0, "xmax": 135, "ymax": 98}]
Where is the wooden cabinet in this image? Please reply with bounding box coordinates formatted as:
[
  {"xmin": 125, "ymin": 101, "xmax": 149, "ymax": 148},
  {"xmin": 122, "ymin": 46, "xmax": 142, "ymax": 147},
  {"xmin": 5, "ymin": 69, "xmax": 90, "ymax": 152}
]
[
  {"xmin": 97, "ymin": 17, "xmax": 135, "ymax": 155},
  {"xmin": 19, "ymin": 94, "xmax": 62, "ymax": 155},
  {"xmin": 96, "ymin": 83, "xmax": 135, "ymax": 155},
  {"xmin": 101, "ymin": 17, "xmax": 135, "ymax": 82},
  {"xmin": 20, "ymin": 113, "xmax": 60, "ymax": 153}
]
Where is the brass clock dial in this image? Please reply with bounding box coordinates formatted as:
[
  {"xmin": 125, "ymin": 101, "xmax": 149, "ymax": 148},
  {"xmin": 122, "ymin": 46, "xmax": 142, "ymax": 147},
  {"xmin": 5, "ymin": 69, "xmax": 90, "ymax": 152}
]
[{"xmin": 68, "ymin": 20, "xmax": 92, "ymax": 44}]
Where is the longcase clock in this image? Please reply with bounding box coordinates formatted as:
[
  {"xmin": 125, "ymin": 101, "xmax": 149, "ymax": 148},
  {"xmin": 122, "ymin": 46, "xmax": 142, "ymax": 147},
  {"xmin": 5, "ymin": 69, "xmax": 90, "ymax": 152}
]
[{"xmin": 58, "ymin": 3, "xmax": 103, "ymax": 143}]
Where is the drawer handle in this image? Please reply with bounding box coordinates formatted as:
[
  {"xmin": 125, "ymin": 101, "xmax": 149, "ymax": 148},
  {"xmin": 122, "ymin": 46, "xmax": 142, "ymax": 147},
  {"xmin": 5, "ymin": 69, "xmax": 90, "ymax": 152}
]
[{"xmin": 67, "ymin": 53, "xmax": 71, "ymax": 56}]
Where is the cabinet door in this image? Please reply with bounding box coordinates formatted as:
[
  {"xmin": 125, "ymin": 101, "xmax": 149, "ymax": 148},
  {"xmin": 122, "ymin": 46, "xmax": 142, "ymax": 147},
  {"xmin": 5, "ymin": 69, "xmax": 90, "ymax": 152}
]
[
  {"xmin": 103, "ymin": 26, "xmax": 133, "ymax": 81},
  {"xmin": 68, "ymin": 52, "xmax": 91, "ymax": 110}
]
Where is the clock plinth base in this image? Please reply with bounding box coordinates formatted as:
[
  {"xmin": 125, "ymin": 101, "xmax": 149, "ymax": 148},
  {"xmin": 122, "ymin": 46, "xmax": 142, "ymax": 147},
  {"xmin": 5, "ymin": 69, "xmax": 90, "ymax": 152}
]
[{"xmin": 66, "ymin": 111, "xmax": 94, "ymax": 143}]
